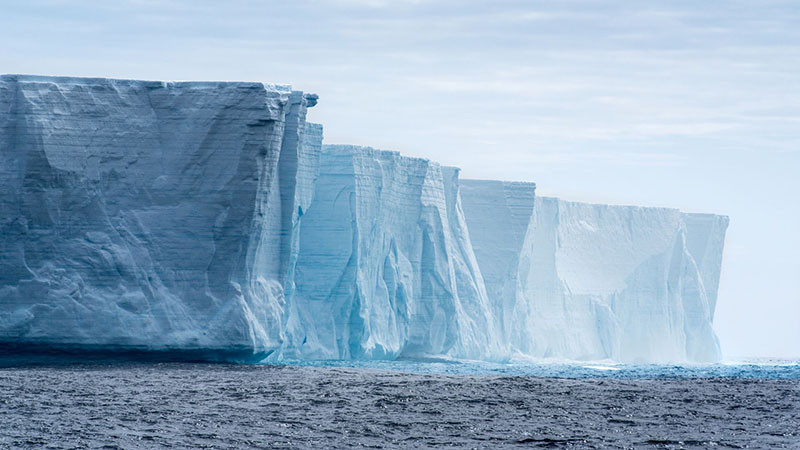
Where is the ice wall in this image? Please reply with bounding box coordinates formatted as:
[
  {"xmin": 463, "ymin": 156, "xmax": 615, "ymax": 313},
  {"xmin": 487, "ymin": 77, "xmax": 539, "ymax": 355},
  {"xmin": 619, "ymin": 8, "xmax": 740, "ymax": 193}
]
[
  {"xmin": 0, "ymin": 74, "xmax": 729, "ymax": 364},
  {"xmin": 0, "ymin": 75, "xmax": 316, "ymax": 360},
  {"xmin": 681, "ymin": 213, "xmax": 729, "ymax": 319},
  {"xmin": 279, "ymin": 146, "xmax": 503, "ymax": 360},
  {"xmin": 281, "ymin": 121, "xmax": 324, "ymax": 315},
  {"xmin": 458, "ymin": 187, "xmax": 729, "ymax": 363},
  {"xmin": 460, "ymin": 180, "xmax": 536, "ymax": 346}
]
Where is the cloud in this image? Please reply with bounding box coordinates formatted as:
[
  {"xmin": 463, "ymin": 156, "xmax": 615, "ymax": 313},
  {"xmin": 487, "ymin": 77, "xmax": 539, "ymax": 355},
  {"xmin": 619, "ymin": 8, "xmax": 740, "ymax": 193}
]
[{"xmin": 324, "ymin": 0, "xmax": 428, "ymax": 8}]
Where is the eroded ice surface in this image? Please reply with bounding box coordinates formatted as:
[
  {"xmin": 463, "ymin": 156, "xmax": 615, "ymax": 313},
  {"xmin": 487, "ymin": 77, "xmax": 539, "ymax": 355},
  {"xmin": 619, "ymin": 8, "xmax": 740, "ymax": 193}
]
[
  {"xmin": 459, "ymin": 189, "xmax": 729, "ymax": 363},
  {"xmin": 459, "ymin": 180, "xmax": 536, "ymax": 347},
  {"xmin": 0, "ymin": 75, "xmax": 317, "ymax": 360},
  {"xmin": 0, "ymin": 75, "xmax": 729, "ymax": 363},
  {"xmin": 277, "ymin": 147, "xmax": 502, "ymax": 360}
]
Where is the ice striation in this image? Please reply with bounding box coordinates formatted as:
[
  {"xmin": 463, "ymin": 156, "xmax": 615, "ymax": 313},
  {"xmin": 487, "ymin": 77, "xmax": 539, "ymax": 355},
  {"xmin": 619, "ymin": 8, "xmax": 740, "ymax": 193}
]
[
  {"xmin": 0, "ymin": 75, "xmax": 318, "ymax": 360},
  {"xmin": 460, "ymin": 191, "xmax": 728, "ymax": 363},
  {"xmin": 0, "ymin": 75, "xmax": 729, "ymax": 363},
  {"xmin": 277, "ymin": 147, "xmax": 502, "ymax": 360},
  {"xmin": 459, "ymin": 180, "xmax": 536, "ymax": 348}
]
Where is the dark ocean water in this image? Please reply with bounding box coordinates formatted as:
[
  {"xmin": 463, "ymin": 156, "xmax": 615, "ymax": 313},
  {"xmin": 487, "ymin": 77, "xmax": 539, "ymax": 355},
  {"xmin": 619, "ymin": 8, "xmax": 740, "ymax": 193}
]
[{"xmin": 1, "ymin": 362, "xmax": 798, "ymax": 449}]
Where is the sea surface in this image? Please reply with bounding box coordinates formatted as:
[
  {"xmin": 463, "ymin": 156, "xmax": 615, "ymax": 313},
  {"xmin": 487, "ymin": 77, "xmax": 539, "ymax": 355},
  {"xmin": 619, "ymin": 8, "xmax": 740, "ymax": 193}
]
[{"xmin": 0, "ymin": 360, "xmax": 798, "ymax": 449}]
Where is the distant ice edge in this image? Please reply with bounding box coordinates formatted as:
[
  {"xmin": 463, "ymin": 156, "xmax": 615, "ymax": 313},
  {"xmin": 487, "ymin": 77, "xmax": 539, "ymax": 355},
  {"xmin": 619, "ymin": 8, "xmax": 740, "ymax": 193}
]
[
  {"xmin": 0, "ymin": 75, "xmax": 729, "ymax": 364},
  {"xmin": 459, "ymin": 193, "xmax": 728, "ymax": 364}
]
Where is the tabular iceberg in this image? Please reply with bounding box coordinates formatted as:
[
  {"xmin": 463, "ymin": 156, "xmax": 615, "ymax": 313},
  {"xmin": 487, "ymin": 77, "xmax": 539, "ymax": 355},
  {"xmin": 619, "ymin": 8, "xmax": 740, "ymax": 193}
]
[
  {"xmin": 459, "ymin": 190, "xmax": 728, "ymax": 363},
  {"xmin": 459, "ymin": 180, "xmax": 536, "ymax": 347},
  {"xmin": 0, "ymin": 75, "xmax": 318, "ymax": 360},
  {"xmin": 277, "ymin": 147, "xmax": 502, "ymax": 360},
  {"xmin": 0, "ymin": 75, "xmax": 729, "ymax": 363}
]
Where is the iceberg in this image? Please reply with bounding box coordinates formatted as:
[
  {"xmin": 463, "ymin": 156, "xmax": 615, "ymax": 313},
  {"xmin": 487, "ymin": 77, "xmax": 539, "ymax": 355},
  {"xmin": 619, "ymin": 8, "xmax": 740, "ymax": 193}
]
[
  {"xmin": 0, "ymin": 75, "xmax": 318, "ymax": 361},
  {"xmin": 459, "ymin": 190, "xmax": 729, "ymax": 363},
  {"xmin": 277, "ymin": 147, "xmax": 503, "ymax": 360},
  {"xmin": 459, "ymin": 180, "xmax": 536, "ymax": 347},
  {"xmin": 0, "ymin": 75, "xmax": 729, "ymax": 363}
]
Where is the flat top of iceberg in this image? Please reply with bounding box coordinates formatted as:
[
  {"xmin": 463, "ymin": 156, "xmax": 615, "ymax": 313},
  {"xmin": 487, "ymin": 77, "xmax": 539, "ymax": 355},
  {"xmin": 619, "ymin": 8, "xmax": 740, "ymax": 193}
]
[
  {"xmin": 461, "ymin": 178, "xmax": 537, "ymax": 188},
  {"xmin": 539, "ymin": 195, "xmax": 729, "ymax": 219},
  {"xmin": 322, "ymin": 144, "xmax": 441, "ymax": 166},
  {"xmin": 1, "ymin": 74, "xmax": 293, "ymax": 93}
]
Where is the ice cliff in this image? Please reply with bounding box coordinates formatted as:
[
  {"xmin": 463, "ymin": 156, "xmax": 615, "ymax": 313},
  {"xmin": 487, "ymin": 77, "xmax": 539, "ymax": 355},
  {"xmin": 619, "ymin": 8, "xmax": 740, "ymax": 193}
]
[
  {"xmin": 458, "ymin": 180, "xmax": 537, "ymax": 349},
  {"xmin": 0, "ymin": 75, "xmax": 319, "ymax": 360},
  {"xmin": 278, "ymin": 147, "xmax": 502, "ymax": 360},
  {"xmin": 0, "ymin": 75, "xmax": 729, "ymax": 363},
  {"xmin": 460, "ymin": 191, "xmax": 728, "ymax": 364}
]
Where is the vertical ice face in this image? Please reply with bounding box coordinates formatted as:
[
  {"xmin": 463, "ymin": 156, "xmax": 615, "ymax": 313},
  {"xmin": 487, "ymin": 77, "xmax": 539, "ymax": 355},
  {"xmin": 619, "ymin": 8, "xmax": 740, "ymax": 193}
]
[
  {"xmin": 279, "ymin": 146, "xmax": 503, "ymax": 360},
  {"xmin": 677, "ymin": 212, "xmax": 729, "ymax": 361},
  {"xmin": 281, "ymin": 120, "xmax": 323, "ymax": 285},
  {"xmin": 522, "ymin": 199, "xmax": 703, "ymax": 362},
  {"xmin": 441, "ymin": 168, "xmax": 506, "ymax": 359},
  {"xmin": 459, "ymin": 189, "xmax": 729, "ymax": 363},
  {"xmin": 0, "ymin": 74, "xmax": 730, "ymax": 364},
  {"xmin": 681, "ymin": 213, "xmax": 729, "ymax": 319},
  {"xmin": 278, "ymin": 93, "xmax": 317, "ymax": 284},
  {"xmin": 460, "ymin": 180, "xmax": 536, "ymax": 346},
  {"xmin": 0, "ymin": 75, "xmax": 314, "ymax": 360}
]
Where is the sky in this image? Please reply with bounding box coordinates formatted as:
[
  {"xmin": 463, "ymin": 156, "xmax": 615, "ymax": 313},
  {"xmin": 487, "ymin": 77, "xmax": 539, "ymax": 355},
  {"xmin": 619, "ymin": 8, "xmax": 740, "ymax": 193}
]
[{"xmin": 1, "ymin": 0, "xmax": 798, "ymax": 358}]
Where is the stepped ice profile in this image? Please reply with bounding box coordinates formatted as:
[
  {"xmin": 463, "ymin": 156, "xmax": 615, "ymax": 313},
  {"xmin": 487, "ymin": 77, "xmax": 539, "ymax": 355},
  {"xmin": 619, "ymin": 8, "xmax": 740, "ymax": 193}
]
[
  {"xmin": 0, "ymin": 74, "xmax": 729, "ymax": 363},
  {"xmin": 277, "ymin": 146, "xmax": 503, "ymax": 360}
]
